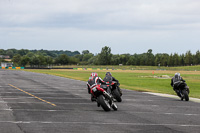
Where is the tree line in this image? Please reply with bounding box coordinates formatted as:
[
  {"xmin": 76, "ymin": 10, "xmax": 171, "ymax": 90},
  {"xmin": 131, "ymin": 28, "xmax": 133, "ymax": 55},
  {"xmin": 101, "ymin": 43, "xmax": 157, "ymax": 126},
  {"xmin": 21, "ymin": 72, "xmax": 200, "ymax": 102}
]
[{"xmin": 0, "ymin": 47, "xmax": 200, "ymax": 67}]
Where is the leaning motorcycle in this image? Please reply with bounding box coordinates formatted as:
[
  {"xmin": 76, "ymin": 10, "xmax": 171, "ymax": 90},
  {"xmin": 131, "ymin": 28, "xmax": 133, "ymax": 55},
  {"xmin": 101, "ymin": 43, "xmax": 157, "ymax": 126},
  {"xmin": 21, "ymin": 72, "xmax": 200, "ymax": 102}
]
[
  {"xmin": 174, "ymin": 81, "xmax": 190, "ymax": 101},
  {"xmin": 91, "ymin": 85, "xmax": 118, "ymax": 111},
  {"xmin": 109, "ymin": 81, "xmax": 122, "ymax": 102}
]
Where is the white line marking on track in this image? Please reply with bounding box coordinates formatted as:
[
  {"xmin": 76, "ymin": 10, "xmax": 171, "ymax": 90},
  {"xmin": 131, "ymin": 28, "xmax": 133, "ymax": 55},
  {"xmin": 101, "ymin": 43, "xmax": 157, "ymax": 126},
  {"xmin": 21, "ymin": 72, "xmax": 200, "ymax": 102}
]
[
  {"xmin": 0, "ymin": 109, "xmax": 13, "ymax": 111},
  {"xmin": 3, "ymin": 109, "xmax": 199, "ymax": 116},
  {"xmin": 164, "ymin": 113, "xmax": 173, "ymax": 115},
  {"xmin": 2, "ymin": 97, "xmax": 35, "ymax": 99},
  {"xmin": 0, "ymin": 121, "xmax": 200, "ymax": 127},
  {"xmin": 164, "ymin": 113, "xmax": 199, "ymax": 116},
  {"xmin": 184, "ymin": 114, "xmax": 199, "ymax": 116}
]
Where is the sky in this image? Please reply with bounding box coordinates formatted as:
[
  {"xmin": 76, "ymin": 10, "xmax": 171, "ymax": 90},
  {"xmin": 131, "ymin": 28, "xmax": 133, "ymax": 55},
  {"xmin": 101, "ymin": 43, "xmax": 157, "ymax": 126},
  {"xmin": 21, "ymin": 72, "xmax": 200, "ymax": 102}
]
[{"xmin": 0, "ymin": 0, "xmax": 200, "ymax": 55}]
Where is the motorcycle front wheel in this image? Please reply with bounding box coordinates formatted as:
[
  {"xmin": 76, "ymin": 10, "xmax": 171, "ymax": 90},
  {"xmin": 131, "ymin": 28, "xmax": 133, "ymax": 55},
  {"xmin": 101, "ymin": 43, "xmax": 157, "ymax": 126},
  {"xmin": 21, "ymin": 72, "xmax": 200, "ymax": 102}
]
[
  {"xmin": 97, "ymin": 95, "xmax": 111, "ymax": 111},
  {"xmin": 112, "ymin": 89, "xmax": 122, "ymax": 102},
  {"xmin": 182, "ymin": 89, "xmax": 189, "ymax": 101}
]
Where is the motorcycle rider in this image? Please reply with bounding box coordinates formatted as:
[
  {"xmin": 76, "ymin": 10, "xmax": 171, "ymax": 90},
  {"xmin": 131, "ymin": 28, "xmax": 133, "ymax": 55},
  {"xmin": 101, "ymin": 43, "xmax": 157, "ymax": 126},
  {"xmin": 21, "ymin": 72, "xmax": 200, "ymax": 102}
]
[
  {"xmin": 103, "ymin": 72, "xmax": 122, "ymax": 96},
  {"xmin": 171, "ymin": 73, "xmax": 186, "ymax": 97},
  {"xmin": 87, "ymin": 72, "xmax": 110, "ymax": 102}
]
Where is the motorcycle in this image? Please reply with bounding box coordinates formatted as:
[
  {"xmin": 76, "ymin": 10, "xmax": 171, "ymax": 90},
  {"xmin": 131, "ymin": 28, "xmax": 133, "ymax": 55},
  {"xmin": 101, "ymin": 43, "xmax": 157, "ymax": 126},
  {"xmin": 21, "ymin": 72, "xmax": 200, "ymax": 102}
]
[
  {"xmin": 108, "ymin": 81, "xmax": 122, "ymax": 102},
  {"xmin": 174, "ymin": 81, "xmax": 190, "ymax": 101},
  {"xmin": 91, "ymin": 85, "xmax": 118, "ymax": 111}
]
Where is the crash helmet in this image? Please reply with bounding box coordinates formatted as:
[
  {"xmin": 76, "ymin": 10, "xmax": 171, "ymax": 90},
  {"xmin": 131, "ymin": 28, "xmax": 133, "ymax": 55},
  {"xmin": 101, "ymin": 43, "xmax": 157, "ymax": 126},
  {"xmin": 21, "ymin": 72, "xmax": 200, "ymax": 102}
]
[
  {"xmin": 91, "ymin": 72, "xmax": 98, "ymax": 77},
  {"xmin": 106, "ymin": 72, "xmax": 112, "ymax": 76},
  {"xmin": 174, "ymin": 73, "xmax": 180, "ymax": 80}
]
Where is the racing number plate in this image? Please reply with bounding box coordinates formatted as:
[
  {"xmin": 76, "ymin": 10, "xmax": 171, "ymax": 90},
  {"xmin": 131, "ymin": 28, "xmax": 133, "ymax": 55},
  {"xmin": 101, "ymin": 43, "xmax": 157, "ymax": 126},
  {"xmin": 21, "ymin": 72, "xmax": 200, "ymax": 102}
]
[{"xmin": 92, "ymin": 87, "xmax": 97, "ymax": 92}]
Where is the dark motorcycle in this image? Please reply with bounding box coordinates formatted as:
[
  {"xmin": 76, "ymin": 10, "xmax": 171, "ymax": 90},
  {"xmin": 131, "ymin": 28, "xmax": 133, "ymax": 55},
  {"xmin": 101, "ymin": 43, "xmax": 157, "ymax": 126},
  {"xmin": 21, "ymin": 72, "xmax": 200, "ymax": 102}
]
[
  {"xmin": 174, "ymin": 81, "xmax": 190, "ymax": 101},
  {"xmin": 91, "ymin": 85, "xmax": 118, "ymax": 111},
  {"xmin": 109, "ymin": 81, "xmax": 122, "ymax": 102}
]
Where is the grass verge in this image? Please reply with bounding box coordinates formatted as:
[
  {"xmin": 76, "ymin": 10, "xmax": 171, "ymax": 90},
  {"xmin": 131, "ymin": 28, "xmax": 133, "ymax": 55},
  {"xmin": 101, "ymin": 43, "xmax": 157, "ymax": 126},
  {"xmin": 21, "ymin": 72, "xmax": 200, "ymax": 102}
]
[{"xmin": 21, "ymin": 69, "xmax": 200, "ymax": 99}]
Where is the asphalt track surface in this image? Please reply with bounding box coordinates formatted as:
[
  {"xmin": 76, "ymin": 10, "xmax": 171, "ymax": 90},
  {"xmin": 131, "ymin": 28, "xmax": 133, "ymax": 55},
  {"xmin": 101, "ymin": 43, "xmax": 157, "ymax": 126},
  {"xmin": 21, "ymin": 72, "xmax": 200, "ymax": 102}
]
[{"xmin": 0, "ymin": 70, "xmax": 200, "ymax": 133}]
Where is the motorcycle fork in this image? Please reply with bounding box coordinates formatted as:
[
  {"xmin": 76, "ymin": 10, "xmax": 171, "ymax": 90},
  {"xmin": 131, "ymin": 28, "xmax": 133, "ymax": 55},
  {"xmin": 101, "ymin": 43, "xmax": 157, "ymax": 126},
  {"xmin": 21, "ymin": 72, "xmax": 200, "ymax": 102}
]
[
  {"xmin": 103, "ymin": 91, "xmax": 113, "ymax": 105},
  {"xmin": 180, "ymin": 89, "xmax": 186, "ymax": 99}
]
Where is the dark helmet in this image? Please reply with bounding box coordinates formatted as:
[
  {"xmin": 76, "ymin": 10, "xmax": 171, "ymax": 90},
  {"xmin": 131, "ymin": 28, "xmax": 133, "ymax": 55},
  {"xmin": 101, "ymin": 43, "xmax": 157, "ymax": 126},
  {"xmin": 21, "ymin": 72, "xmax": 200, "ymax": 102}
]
[
  {"xmin": 91, "ymin": 72, "xmax": 98, "ymax": 77},
  {"xmin": 106, "ymin": 72, "xmax": 112, "ymax": 76}
]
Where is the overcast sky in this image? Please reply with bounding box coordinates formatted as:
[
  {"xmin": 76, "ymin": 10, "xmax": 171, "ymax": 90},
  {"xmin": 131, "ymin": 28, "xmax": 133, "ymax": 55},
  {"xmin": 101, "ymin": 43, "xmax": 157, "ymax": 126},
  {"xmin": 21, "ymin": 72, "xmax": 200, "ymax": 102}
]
[{"xmin": 0, "ymin": 0, "xmax": 200, "ymax": 55}]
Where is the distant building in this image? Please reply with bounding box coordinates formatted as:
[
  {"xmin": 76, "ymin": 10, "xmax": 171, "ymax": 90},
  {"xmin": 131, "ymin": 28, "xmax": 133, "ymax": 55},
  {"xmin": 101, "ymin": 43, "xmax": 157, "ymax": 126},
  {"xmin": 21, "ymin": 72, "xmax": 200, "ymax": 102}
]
[
  {"xmin": 0, "ymin": 55, "xmax": 10, "ymax": 59},
  {"xmin": 1, "ymin": 62, "xmax": 13, "ymax": 67}
]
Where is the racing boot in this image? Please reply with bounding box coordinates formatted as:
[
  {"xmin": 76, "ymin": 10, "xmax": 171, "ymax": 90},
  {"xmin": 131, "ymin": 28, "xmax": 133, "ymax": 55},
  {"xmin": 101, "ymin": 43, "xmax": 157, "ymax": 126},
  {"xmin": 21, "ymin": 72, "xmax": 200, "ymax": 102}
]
[
  {"xmin": 91, "ymin": 94, "xmax": 96, "ymax": 102},
  {"xmin": 118, "ymin": 87, "xmax": 122, "ymax": 96},
  {"xmin": 97, "ymin": 101, "xmax": 100, "ymax": 107}
]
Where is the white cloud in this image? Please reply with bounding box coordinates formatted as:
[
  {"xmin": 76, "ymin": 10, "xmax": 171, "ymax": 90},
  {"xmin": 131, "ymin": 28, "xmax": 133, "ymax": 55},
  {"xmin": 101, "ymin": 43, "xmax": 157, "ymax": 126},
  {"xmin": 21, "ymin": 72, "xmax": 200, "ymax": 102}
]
[
  {"xmin": 0, "ymin": 0, "xmax": 200, "ymax": 54},
  {"xmin": 1, "ymin": 0, "xmax": 200, "ymax": 29}
]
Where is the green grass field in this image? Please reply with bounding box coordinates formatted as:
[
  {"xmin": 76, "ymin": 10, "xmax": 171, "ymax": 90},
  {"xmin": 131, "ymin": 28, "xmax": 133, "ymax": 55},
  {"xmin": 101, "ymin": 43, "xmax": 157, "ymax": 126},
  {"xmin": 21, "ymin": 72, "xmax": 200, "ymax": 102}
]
[
  {"xmin": 52, "ymin": 65, "xmax": 200, "ymax": 71},
  {"xmin": 21, "ymin": 68, "xmax": 200, "ymax": 99}
]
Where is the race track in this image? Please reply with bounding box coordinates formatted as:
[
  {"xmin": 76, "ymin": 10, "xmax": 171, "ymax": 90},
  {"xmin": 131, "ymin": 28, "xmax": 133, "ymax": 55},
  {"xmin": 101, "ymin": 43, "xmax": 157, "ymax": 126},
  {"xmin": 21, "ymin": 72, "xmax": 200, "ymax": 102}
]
[{"xmin": 0, "ymin": 70, "xmax": 200, "ymax": 133}]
